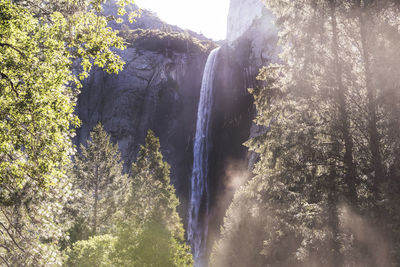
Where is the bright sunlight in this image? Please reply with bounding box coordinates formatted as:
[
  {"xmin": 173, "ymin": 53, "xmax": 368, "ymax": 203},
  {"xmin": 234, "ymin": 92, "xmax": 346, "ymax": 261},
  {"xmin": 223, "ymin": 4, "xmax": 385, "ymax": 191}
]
[{"xmin": 135, "ymin": 0, "xmax": 230, "ymax": 40}]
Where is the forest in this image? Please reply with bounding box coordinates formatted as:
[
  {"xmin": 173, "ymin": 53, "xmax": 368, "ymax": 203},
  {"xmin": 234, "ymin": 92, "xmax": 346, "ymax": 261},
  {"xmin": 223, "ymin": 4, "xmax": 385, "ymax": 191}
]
[{"xmin": 1, "ymin": 0, "xmax": 400, "ymax": 266}]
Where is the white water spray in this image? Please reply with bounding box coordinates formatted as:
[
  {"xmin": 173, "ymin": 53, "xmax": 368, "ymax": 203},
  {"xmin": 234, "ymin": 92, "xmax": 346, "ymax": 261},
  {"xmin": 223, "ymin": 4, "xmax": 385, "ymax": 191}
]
[{"xmin": 188, "ymin": 47, "xmax": 220, "ymax": 266}]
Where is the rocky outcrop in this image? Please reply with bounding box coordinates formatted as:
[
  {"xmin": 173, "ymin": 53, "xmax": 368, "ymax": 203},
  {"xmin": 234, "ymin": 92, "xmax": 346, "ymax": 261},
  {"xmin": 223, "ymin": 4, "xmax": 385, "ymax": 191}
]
[
  {"xmin": 210, "ymin": 0, "xmax": 278, "ymax": 192},
  {"xmin": 227, "ymin": 0, "xmax": 276, "ymax": 45},
  {"xmin": 76, "ymin": 30, "xmax": 213, "ymax": 209},
  {"xmin": 103, "ymin": 1, "xmax": 209, "ymax": 41},
  {"xmin": 227, "ymin": 0, "xmax": 269, "ymax": 41},
  {"xmin": 205, "ymin": 0, "xmax": 278, "ymax": 258},
  {"xmin": 227, "ymin": 0, "xmax": 278, "ymax": 66},
  {"xmin": 226, "ymin": 0, "xmax": 279, "ymax": 170},
  {"xmin": 75, "ymin": 0, "xmax": 278, "ymax": 256}
]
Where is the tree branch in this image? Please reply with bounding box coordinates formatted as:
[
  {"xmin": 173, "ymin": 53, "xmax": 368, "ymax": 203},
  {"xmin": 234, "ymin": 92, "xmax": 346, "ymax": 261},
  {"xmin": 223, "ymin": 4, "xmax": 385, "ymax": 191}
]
[
  {"xmin": 0, "ymin": 43, "xmax": 26, "ymax": 58},
  {"xmin": 0, "ymin": 209, "xmax": 27, "ymax": 252},
  {"xmin": 0, "ymin": 72, "xmax": 19, "ymax": 97},
  {"xmin": 0, "ymin": 222, "xmax": 24, "ymax": 252},
  {"xmin": 0, "ymin": 244, "xmax": 10, "ymax": 253},
  {"xmin": 0, "ymin": 255, "xmax": 10, "ymax": 267}
]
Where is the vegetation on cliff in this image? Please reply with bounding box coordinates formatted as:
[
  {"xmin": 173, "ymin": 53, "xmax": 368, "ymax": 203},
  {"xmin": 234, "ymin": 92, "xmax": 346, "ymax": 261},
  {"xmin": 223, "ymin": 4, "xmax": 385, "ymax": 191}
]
[{"xmin": 122, "ymin": 28, "xmax": 217, "ymax": 54}]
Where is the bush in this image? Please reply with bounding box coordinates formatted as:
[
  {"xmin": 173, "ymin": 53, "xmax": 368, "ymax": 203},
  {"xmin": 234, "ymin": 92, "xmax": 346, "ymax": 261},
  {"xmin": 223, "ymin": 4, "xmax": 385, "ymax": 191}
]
[{"xmin": 66, "ymin": 234, "xmax": 116, "ymax": 267}]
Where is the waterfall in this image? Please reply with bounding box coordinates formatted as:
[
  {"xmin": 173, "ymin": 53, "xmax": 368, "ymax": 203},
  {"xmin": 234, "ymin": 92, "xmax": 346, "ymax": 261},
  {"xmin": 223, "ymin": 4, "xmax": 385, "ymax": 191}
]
[{"xmin": 188, "ymin": 47, "xmax": 220, "ymax": 266}]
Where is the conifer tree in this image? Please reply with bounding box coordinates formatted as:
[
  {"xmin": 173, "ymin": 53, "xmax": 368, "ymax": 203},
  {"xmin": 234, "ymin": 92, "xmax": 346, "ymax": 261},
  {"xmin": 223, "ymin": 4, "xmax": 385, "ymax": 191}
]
[
  {"xmin": 213, "ymin": 0, "xmax": 400, "ymax": 266},
  {"xmin": 131, "ymin": 130, "xmax": 183, "ymax": 237},
  {"xmin": 114, "ymin": 130, "xmax": 193, "ymax": 267},
  {"xmin": 72, "ymin": 123, "xmax": 128, "ymax": 237}
]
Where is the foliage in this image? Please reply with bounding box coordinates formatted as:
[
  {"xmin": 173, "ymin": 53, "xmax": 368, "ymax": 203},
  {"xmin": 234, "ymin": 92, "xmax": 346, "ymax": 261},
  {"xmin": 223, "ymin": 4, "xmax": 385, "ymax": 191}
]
[
  {"xmin": 212, "ymin": 0, "xmax": 400, "ymax": 266},
  {"xmin": 113, "ymin": 219, "xmax": 193, "ymax": 267},
  {"xmin": 123, "ymin": 29, "xmax": 216, "ymax": 54},
  {"xmin": 0, "ymin": 0, "xmax": 137, "ymax": 197},
  {"xmin": 114, "ymin": 130, "xmax": 193, "ymax": 266},
  {"xmin": 0, "ymin": 172, "xmax": 75, "ymax": 266},
  {"xmin": 67, "ymin": 234, "xmax": 117, "ymax": 267},
  {"xmin": 0, "ymin": 0, "xmax": 77, "ymax": 203},
  {"xmin": 210, "ymin": 182, "xmax": 271, "ymax": 267},
  {"xmin": 66, "ymin": 130, "xmax": 192, "ymax": 266},
  {"xmin": 71, "ymin": 123, "xmax": 128, "ymax": 237},
  {"xmin": 68, "ymin": 221, "xmax": 193, "ymax": 267},
  {"xmin": 0, "ymin": 0, "xmax": 136, "ymax": 265},
  {"xmin": 129, "ymin": 130, "xmax": 184, "ymax": 239}
]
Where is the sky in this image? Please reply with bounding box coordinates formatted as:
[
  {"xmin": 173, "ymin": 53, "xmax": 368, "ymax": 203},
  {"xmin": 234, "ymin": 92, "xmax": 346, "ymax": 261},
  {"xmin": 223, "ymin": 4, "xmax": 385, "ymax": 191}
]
[{"xmin": 135, "ymin": 0, "xmax": 230, "ymax": 41}]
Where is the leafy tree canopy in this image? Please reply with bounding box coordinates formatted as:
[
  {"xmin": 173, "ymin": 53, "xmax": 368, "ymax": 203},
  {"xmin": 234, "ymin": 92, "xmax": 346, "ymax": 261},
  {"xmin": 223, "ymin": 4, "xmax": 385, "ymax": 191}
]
[
  {"xmin": 0, "ymin": 0, "xmax": 136, "ymax": 203},
  {"xmin": 0, "ymin": 0, "xmax": 137, "ymax": 265}
]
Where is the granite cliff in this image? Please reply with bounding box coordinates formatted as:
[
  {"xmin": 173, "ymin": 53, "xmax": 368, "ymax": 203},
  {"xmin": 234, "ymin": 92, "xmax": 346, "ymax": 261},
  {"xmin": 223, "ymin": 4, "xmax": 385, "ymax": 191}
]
[
  {"xmin": 75, "ymin": 0, "xmax": 278, "ymax": 250},
  {"xmin": 75, "ymin": 10, "xmax": 215, "ymax": 207},
  {"xmin": 206, "ymin": 0, "xmax": 278, "ymax": 256}
]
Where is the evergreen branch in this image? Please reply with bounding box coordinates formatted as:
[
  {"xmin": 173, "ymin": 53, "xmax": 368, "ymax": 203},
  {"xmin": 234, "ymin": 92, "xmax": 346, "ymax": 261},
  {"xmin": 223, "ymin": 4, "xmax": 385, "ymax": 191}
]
[{"xmin": 24, "ymin": 0, "xmax": 52, "ymax": 16}]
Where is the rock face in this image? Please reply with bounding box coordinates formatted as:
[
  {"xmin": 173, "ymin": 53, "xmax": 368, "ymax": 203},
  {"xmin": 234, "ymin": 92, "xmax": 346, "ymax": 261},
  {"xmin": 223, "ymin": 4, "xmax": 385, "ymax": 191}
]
[
  {"xmin": 227, "ymin": 0, "xmax": 276, "ymax": 45},
  {"xmin": 205, "ymin": 0, "xmax": 278, "ymax": 258},
  {"xmin": 103, "ymin": 1, "xmax": 209, "ymax": 41},
  {"xmin": 75, "ymin": 0, "xmax": 278, "ymax": 259},
  {"xmin": 76, "ymin": 39, "xmax": 210, "ymax": 208},
  {"xmin": 224, "ymin": 0, "xmax": 279, "ymax": 171},
  {"xmin": 210, "ymin": 0, "xmax": 278, "ymax": 195}
]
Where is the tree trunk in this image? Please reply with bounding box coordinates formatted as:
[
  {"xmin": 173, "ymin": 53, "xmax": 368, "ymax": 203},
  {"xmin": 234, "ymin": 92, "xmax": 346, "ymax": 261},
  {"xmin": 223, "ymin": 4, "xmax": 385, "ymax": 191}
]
[
  {"xmin": 327, "ymin": 164, "xmax": 343, "ymax": 267},
  {"xmin": 93, "ymin": 165, "xmax": 99, "ymax": 235},
  {"xmin": 357, "ymin": 0, "xmax": 384, "ymax": 201},
  {"xmin": 329, "ymin": 0, "xmax": 357, "ymax": 205}
]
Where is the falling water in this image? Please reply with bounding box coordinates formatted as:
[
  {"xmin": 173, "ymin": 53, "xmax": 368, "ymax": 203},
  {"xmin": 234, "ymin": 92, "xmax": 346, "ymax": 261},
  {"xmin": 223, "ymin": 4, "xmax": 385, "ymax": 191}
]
[{"xmin": 188, "ymin": 47, "xmax": 220, "ymax": 266}]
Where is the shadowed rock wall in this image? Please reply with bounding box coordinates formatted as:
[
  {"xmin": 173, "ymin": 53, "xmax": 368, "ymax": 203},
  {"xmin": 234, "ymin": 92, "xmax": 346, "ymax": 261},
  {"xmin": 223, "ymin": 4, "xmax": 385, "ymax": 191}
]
[
  {"xmin": 75, "ymin": 1, "xmax": 279, "ymax": 257},
  {"xmin": 205, "ymin": 0, "xmax": 278, "ymax": 259},
  {"xmin": 76, "ymin": 46, "xmax": 209, "ymax": 210}
]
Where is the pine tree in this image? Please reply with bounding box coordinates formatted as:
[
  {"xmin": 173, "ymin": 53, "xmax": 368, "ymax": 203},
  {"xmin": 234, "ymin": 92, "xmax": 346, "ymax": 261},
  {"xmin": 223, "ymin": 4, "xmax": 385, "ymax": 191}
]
[
  {"xmin": 113, "ymin": 130, "xmax": 193, "ymax": 267},
  {"xmin": 72, "ymin": 123, "xmax": 128, "ymax": 237},
  {"xmin": 131, "ymin": 130, "xmax": 183, "ymax": 237},
  {"xmin": 213, "ymin": 0, "xmax": 400, "ymax": 266}
]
